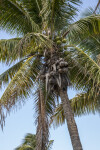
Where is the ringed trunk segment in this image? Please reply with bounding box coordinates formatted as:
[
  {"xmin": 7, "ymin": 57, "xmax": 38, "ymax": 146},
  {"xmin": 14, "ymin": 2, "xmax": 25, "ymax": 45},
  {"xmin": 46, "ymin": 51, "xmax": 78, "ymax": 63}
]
[{"xmin": 60, "ymin": 89, "xmax": 83, "ymax": 150}]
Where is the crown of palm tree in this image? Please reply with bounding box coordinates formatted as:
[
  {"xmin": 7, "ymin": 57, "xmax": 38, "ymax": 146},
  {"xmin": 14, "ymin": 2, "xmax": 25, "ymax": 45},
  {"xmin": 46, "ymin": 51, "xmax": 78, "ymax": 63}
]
[
  {"xmin": 15, "ymin": 133, "xmax": 54, "ymax": 150},
  {"xmin": 15, "ymin": 134, "xmax": 36, "ymax": 150},
  {"xmin": 0, "ymin": 0, "xmax": 100, "ymax": 150}
]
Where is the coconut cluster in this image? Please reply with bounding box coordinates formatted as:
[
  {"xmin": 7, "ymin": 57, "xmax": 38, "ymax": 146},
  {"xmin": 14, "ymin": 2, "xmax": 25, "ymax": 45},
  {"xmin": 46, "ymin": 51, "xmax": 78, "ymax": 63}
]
[
  {"xmin": 53, "ymin": 36, "xmax": 68, "ymax": 54},
  {"xmin": 40, "ymin": 54, "xmax": 70, "ymax": 94},
  {"xmin": 32, "ymin": 44, "xmax": 44, "ymax": 55},
  {"xmin": 54, "ymin": 36, "xmax": 67, "ymax": 45}
]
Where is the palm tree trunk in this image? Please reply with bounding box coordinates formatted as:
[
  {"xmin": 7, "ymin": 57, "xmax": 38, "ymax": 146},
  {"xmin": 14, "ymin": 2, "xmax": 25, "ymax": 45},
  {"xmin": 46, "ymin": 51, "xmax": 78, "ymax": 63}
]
[
  {"xmin": 60, "ymin": 88, "xmax": 83, "ymax": 150},
  {"xmin": 35, "ymin": 89, "xmax": 49, "ymax": 150}
]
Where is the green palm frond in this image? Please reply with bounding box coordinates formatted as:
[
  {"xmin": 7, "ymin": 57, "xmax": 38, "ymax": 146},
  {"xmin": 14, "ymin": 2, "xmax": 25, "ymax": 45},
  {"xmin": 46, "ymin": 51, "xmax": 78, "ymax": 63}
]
[
  {"xmin": 41, "ymin": 0, "xmax": 82, "ymax": 32},
  {"xmin": 63, "ymin": 15, "xmax": 100, "ymax": 43},
  {"xmin": 15, "ymin": 133, "xmax": 53, "ymax": 150},
  {"xmin": 12, "ymin": 32, "xmax": 52, "ymax": 59},
  {"xmin": 18, "ymin": 0, "xmax": 42, "ymax": 25},
  {"xmin": 51, "ymin": 0, "xmax": 82, "ymax": 31},
  {"xmin": 50, "ymin": 103, "xmax": 65, "ymax": 128},
  {"xmin": 33, "ymin": 81, "xmax": 56, "ymax": 149},
  {"xmin": 15, "ymin": 145, "xmax": 33, "ymax": 150},
  {"xmin": 64, "ymin": 45, "xmax": 100, "ymax": 114},
  {"xmin": 34, "ymin": 82, "xmax": 56, "ymax": 120},
  {"xmin": 0, "ymin": 0, "xmax": 40, "ymax": 34},
  {"xmin": 40, "ymin": 0, "xmax": 50, "ymax": 28},
  {"xmin": 23, "ymin": 134, "xmax": 36, "ymax": 147},
  {"xmin": 71, "ymin": 91, "xmax": 100, "ymax": 116},
  {"xmin": 15, "ymin": 133, "xmax": 36, "ymax": 150},
  {"xmin": 52, "ymin": 92, "xmax": 100, "ymax": 123},
  {"xmin": 79, "ymin": 34, "xmax": 100, "ymax": 60},
  {"xmin": 0, "ymin": 33, "xmax": 52, "ymax": 62},
  {"xmin": 64, "ymin": 45, "xmax": 100, "ymax": 92},
  {"xmin": 50, "ymin": 93, "xmax": 100, "ymax": 127},
  {"xmin": 0, "ymin": 56, "xmax": 41, "ymax": 129},
  {"xmin": 0, "ymin": 59, "xmax": 25, "ymax": 88},
  {"xmin": 0, "ymin": 38, "xmax": 21, "ymax": 62},
  {"xmin": 46, "ymin": 140, "xmax": 54, "ymax": 150},
  {"xmin": 0, "ymin": 56, "xmax": 39, "ymax": 107}
]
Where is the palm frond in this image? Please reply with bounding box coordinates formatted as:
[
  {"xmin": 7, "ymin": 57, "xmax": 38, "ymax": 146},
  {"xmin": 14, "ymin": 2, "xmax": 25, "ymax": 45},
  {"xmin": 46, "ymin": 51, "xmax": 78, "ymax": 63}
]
[
  {"xmin": 34, "ymin": 81, "xmax": 56, "ymax": 119},
  {"xmin": 12, "ymin": 32, "xmax": 52, "ymax": 60},
  {"xmin": 23, "ymin": 134, "xmax": 36, "ymax": 147},
  {"xmin": 15, "ymin": 133, "xmax": 36, "ymax": 150},
  {"xmin": 63, "ymin": 45, "xmax": 100, "ymax": 116},
  {"xmin": 64, "ymin": 45, "xmax": 100, "ymax": 92},
  {"xmin": 0, "ymin": 56, "xmax": 41, "ymax": 129},
  {"xmin": 18, "ymin": 0, "xmax": 42, "ymax": 26},
  {"xmin": 50, "ymin": 92, "xmax": 100, "ymax": 127},
  {"xmin": 50, "ymin": 90, "xmax": 100, "ymax": 127},
  {"xmin": 34, "ymin": 80, "xmax": 56, "ymax": 150},
  {"xmin": 71, "ymin": 91, "xmax": 100, "ymax": 116},
  {"xmin": 0, "ymin": 0, "xmax": 40, "ymax": 34},
  {"xmin": 41, "ymin": 0, "xmax": 82, "ymax": 32},
  {"xmin": 0, "ymin": 38, "xmax": 21, "ymax": 63},
  {"xmin": 63, "ymin": 15, "xmax": 100, "ymax": 43},
  {"xmin": 79, "ymin": 34, "xmax": 100, "ymax": 60},
  {"xmin": 46, "ymin": 140, "xmax": 54, "ymax": 150},
  {"xmin": 15, "ymin": 145, "xmax": 33, "ymax": 150},
  {"xmin": 0, "ymin": 33, "xmax": 52, "ymax": 62},
  {"xmin": 0, "ymin": 59, "xmax": 25, "ymax": 89},
  {"xmin": 50, "ymin": 103, "xmax": 65, "ymax": 128}
]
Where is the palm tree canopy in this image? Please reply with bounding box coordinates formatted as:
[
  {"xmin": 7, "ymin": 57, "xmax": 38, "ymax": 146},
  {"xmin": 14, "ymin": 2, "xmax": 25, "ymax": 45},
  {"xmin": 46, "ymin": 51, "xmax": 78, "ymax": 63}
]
[
  {"xmin": 15, "ymin": 133, "xmax": 36, "ymax": 150},
  {"xmin": 0, "ymin": 0, "xmax": 82, "ymax": 34},
  {"xmin": 0, "ymin": 0, "xmax": 100, "ymax": 130},
  {"xmin": 15, "ymin": 133, "xmax": 54, "ymax": 150}
]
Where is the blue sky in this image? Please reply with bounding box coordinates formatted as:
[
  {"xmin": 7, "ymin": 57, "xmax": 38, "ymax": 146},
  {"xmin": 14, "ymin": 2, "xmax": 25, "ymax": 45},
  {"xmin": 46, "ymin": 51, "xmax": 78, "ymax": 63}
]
[{"xmin": 0, "ymin": 0, "xmax": 100, "ymax": 150}]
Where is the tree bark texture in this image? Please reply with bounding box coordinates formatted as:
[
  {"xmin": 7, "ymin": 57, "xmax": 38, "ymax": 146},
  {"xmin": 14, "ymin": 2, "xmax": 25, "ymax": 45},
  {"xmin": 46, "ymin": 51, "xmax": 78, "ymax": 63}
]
[
  {"xmin": 35, "ymin": 89, "xmax": 49, "ymax": 150},
  {"xmin": 60, "ymin": 89, "xmax": 83, "ymax": 150}
]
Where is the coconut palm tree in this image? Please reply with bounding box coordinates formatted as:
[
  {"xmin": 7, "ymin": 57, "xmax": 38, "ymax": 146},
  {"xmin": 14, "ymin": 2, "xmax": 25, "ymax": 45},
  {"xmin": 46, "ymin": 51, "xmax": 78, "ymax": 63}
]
[
  {"xmin": 15, "ymin": 134, "xmax": 36, "ymax": 150},
  {"xmin": 0, "ymin": 1, "xmax": 100, "ymax": 150},
  {"xmin": 15, "ymin": 133, "xmax": 54, "ymax": 150}
]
